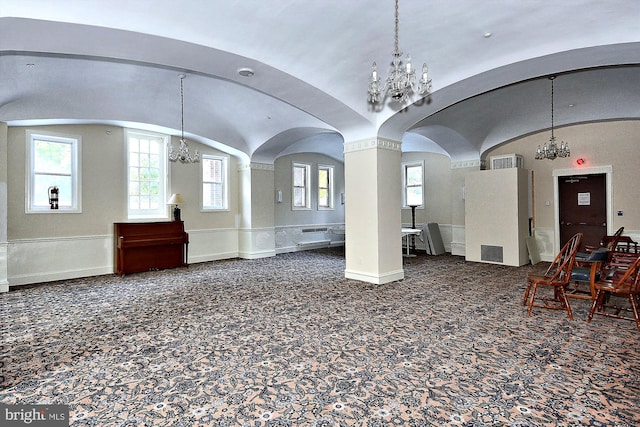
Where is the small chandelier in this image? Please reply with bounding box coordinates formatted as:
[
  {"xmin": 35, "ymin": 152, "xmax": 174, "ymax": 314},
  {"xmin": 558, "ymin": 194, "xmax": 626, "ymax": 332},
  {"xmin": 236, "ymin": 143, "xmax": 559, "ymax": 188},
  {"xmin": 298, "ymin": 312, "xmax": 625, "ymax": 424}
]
[
  {"xmin": 536, "ymin": 76, "xmax": 570, "ymax": 160},
  {"xmin": 368, "ymin": 0, "xmax": 431, "ymax": 105},
  {"xmin": 169, "ymin": 74, "xmax": 200, "ymax": 163}
]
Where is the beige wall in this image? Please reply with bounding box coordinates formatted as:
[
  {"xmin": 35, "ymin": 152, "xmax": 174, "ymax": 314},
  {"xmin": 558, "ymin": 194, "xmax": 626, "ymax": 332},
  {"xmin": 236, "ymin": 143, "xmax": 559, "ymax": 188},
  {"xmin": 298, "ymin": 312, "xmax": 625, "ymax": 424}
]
[
  {"xmin": 485, "ymin": 120, "xmax": 640, "ymax": 233},
  {"xmin": 4, "ymin": 119, "xmax": 638, "ymax": 284},
  {"xmin": 6, "ymin": 125, "xmax": 239, "ymax": 240},
  {"xmin": 400, "ymin": 152, "xmax": 452, "ymax": 226},
  {"xmin": 274, "ymin": 153, "xmax": 345, "ymax": 227}
]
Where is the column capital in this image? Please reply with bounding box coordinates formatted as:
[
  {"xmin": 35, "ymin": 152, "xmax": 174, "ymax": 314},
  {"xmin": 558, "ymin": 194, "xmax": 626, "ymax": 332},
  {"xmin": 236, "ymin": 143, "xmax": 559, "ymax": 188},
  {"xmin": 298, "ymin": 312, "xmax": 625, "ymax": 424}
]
[
  {"xmin": 344, "ymin": 137, "xmax": 402, "ymax": 154},
  {"xmin": 238, "ymin": 162, "xmax": 275, "ymax": 171}
]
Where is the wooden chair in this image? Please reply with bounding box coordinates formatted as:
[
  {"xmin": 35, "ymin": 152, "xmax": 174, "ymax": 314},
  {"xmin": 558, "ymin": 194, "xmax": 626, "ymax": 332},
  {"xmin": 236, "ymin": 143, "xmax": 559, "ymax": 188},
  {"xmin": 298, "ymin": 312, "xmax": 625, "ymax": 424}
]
[
  {"xmin": 567, "ymin": 248, "xmax": 611, "ymax": 301},
  {"xmin": 523, "ymin": 233, "xmax": 583, "ymax": 320},
  {"xmin": 587, "ymin": 255, "xmax": 640, "ymax": 330},
  {"xmin": 583, "ymin": 226, "xmax": 624, "ymax": 254}
]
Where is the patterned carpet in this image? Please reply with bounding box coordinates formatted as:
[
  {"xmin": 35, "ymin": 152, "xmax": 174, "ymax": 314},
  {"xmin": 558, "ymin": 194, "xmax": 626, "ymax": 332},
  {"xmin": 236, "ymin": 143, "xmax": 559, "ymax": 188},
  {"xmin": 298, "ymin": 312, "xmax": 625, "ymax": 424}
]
[{"xmin": 1, "ymin": 249, "xmax": 639, "ymax": 426}]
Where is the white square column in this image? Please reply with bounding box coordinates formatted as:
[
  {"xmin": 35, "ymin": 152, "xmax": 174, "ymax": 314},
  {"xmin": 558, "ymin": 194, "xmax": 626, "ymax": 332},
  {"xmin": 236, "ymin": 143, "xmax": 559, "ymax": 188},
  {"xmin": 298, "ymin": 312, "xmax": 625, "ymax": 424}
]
[
  {"xmin": 344, "ymin": 138, "xmax": 404, "ymax": 284},
  {"xmin": 237, "ymin": 163, "xmax": 277, "ymax": 259}
]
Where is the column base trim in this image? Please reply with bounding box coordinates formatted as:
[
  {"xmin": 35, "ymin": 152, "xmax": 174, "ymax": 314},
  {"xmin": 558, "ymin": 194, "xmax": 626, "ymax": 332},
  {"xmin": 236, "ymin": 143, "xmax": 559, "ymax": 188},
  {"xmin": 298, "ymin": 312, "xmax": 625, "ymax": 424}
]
[{"xmin": 344, "ymin": 268, "xmax": 404, "ymax": 285}]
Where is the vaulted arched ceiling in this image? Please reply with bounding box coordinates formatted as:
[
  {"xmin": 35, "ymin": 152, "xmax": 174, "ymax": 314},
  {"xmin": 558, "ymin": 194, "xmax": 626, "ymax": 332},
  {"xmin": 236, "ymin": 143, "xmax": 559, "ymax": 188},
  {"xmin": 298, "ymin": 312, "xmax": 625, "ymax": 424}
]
[{"xmin": 1, "ymin": 1, "xmax": 639, "ymax": 163}]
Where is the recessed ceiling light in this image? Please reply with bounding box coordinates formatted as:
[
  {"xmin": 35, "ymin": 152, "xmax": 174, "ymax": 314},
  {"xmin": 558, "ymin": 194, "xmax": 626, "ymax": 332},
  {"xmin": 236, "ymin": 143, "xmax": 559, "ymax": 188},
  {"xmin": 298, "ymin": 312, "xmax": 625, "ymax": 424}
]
[
  {"xmin": 483, "ymin": 32, "xmax": 492, "ymax": 38},
  {"xmin": 238, "ymin": 68, "xmax": 255, "ymax": 77}
]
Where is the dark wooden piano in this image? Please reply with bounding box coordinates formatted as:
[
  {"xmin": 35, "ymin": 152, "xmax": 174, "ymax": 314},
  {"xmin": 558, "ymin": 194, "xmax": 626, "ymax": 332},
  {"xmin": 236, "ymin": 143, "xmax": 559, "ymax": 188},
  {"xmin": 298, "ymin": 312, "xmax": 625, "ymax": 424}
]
[{"xmin": 114, "ymin": 221, "xmax": 189, "ymax": 276}]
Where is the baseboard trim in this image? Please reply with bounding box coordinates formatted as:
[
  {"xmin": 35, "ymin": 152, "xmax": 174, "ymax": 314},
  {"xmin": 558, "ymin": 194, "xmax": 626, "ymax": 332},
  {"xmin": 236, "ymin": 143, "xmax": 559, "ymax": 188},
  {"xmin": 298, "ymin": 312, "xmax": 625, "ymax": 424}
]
[
  {"xmin": 189, "ymin": 251, "xmax": 239, "ymax": 264},
  {"xmin": 9, "ymin": 266, "xmax": 113, "ymax": 287},
  {"xmin": 238, "ymin": 249, "xmax": 276, "ymax": 260}
]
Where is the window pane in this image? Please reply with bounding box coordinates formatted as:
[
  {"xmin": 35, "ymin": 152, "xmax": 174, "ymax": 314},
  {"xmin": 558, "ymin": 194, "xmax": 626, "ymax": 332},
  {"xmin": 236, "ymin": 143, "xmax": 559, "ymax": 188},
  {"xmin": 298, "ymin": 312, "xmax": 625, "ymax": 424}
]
[
  {"xmin": 34, "ymin": 174, "xmax": 71, "ymax": 207},
  {"xmin": 129, "ymin": 181, "xmax": 140, "ymax": 195},
  {"xmin": 293, "ymin": 167, "xmax": 305, "ymax": 186},
  {"xmin": 130, "ymin": 152, "xmax": 139, "ymax": 167},
  {"xmin": 34, "ymin": 140, "xmax": 71, "ymax": 174},
  {"xmin": 406, "ymin": 188, "xmax": 422, "ymax": 206},
  {"xmin": 203, "ymin": 159, "xmax": 214, "ymax": 181},
  {"xmin": 149, "ymin": 140, "xmax": 160, "ymax": 155},
  {"xmin": 149, "ymin": 196, "xmax": 160, "ymax": 209},
  {"xmin": 319, "ymin": 189, "xmax": 328, "ymax": 207},
  {"xmin": 319, "ymin": 169, "xmax": 328, "ymax": 186},
  {"xmin": 129, "ymin": 138, "xmax": 139, "ymax": 152},
  {"xmin": 293, "ymin": 187, "xmax": 305, "ymax": 207},
  {"xmin": 203, "ymin": 183, "xmax": 212, "ymax": 206},
  {"xmin": 204, "ymin": 184, "xmax": 220, "ymax": 208},
  {"xmin": 406, "ymin": 166, "xmax": 422, "ymax": 186},
  {"xmin": 203, "ymin": 158, "xmax": 222, "ymax": 182}
]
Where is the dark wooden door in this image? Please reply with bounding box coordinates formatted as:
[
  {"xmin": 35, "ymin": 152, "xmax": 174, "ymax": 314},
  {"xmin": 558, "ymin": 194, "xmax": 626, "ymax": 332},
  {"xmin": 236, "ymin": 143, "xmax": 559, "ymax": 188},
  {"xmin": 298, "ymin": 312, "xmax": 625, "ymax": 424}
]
[{"xmin": 558, "ymin": 173, "xmax": 606, "ymax": 249}]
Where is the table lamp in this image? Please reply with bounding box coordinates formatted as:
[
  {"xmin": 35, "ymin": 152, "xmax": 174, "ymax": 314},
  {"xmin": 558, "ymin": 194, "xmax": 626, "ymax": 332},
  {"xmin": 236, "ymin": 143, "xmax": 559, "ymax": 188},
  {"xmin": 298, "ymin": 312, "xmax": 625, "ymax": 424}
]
[{"xmin": 167, "ymin": 193, "xmax": 185, "ymax": 221}]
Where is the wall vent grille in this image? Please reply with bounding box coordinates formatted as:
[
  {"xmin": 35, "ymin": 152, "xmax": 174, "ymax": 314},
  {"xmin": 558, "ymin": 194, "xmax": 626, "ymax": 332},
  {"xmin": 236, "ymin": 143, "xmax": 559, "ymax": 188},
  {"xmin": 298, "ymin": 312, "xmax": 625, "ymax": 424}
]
[
  {"xmin": 490, "ymin": 154, "xmax": 523, "ymax": 170},
  {"xmin": 302, "ymin": 227, "xmax": 328, "ymax": 233},
  {"xmin": 481, "ymin": 245, "xmax": 504, "ymax": 263}
]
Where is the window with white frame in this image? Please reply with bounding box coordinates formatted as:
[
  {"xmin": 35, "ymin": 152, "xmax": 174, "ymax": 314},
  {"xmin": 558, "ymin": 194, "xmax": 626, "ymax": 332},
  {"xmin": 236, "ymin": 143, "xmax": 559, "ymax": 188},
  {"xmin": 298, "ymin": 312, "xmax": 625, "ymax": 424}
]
[
  {"xmin": 202, "ymin": 154, "xmax": 228, "ymax": 210},
  {"xmin": 26, "ymin": 130, "xmax": 81, "ymax": 213},
  {"xmin": 402, "ymin": 161, "xmax": 424, "ymax": 207},
  {"xmin": 318, "ymin": 164, "xmax": 334, "ymax": 209},
  {"xmin": 292, "ymin": 162, "xmax": 311, "ymax": 209},
  {"xmin": 126, "ymin": 130, "xmax": 168, "ymax": 219}
]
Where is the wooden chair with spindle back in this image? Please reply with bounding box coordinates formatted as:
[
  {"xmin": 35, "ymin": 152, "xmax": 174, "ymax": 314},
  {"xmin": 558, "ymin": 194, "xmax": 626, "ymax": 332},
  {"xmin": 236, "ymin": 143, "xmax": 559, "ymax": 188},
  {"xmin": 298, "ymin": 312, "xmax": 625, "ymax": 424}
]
[{"xmin": 523, "ymin": 233, "xmax": 582, "ymax": 320}]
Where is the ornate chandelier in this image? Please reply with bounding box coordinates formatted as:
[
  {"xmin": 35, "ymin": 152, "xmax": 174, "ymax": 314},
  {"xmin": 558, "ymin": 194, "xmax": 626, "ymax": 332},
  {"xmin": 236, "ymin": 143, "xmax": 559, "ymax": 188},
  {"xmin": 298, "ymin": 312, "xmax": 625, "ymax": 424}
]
[
  {"xmin": 169, "ymin": 74, "xmax": 200, "ymax": 163},
  {"xmin": 536, "ymin": 76, "xmax": 570, "ymax": 160},
  {"xmin": 368, "ymin": 0, "xmax": 431, "ymax": 105}
]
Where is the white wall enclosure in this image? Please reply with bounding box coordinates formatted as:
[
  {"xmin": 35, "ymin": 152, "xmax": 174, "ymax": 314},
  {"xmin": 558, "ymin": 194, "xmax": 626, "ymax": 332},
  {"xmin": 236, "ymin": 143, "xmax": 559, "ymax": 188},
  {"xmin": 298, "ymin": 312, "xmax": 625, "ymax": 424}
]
[{"xmin": 465, "ymin": 168, "xmax": 530, "ymax": 267}]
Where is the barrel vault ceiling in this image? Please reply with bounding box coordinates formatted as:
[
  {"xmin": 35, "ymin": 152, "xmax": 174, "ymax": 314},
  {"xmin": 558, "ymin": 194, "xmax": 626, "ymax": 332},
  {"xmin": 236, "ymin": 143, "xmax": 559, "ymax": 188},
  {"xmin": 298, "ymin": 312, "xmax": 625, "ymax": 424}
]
[{"xmin": 1, "ymin": 1, "xmax": 639, "ymax": 163}]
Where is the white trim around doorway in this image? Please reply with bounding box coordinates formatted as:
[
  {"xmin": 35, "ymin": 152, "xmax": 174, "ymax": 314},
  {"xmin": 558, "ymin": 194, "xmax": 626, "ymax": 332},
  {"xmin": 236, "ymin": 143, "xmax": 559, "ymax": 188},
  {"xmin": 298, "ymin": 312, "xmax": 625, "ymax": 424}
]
[{"xmin": 553, "ymin": 165, "xmax": 613, "ymax": 255}]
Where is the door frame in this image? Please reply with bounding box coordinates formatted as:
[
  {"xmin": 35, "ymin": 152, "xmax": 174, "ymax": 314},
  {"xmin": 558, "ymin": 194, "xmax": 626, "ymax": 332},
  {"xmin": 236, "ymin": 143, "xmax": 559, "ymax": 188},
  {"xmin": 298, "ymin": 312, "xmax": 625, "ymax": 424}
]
[{"xmin": 553, "ymin": 165, "xmax": 613, "ymax": 254}]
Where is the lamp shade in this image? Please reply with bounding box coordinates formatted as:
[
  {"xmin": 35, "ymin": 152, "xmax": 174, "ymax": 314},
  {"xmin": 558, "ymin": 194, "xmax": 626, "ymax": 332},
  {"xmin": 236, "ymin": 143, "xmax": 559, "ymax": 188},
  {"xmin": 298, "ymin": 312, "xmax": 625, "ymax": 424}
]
[{"xmin": 167, "ymin": 193, "xmax": 185, "ymax": 205}]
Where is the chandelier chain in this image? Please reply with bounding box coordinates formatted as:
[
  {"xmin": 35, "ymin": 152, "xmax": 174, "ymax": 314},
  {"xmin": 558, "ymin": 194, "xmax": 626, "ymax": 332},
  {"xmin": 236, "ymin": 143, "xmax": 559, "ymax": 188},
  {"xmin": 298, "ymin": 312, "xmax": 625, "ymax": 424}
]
[
  {"xmin": 394, "ymin": 0, "xmax": 400, "ymax": 55},
  {"xmin": 367, "ymin": 0, "xmax": 431, "ymax": 105},
  {"xmin": 535, "ymin": 76, "xmax": 569, "ymax": 160},
  {"xmin": 180, "ymin": 75, "xmax": 185, "ymax": 141},
  {"xmin": 550, "ymin": 76, "xmax": 555, "ymax": 138},
  {"xmin": 169, "ymin": 74, "xmax": 200, "ymax": 163}
]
